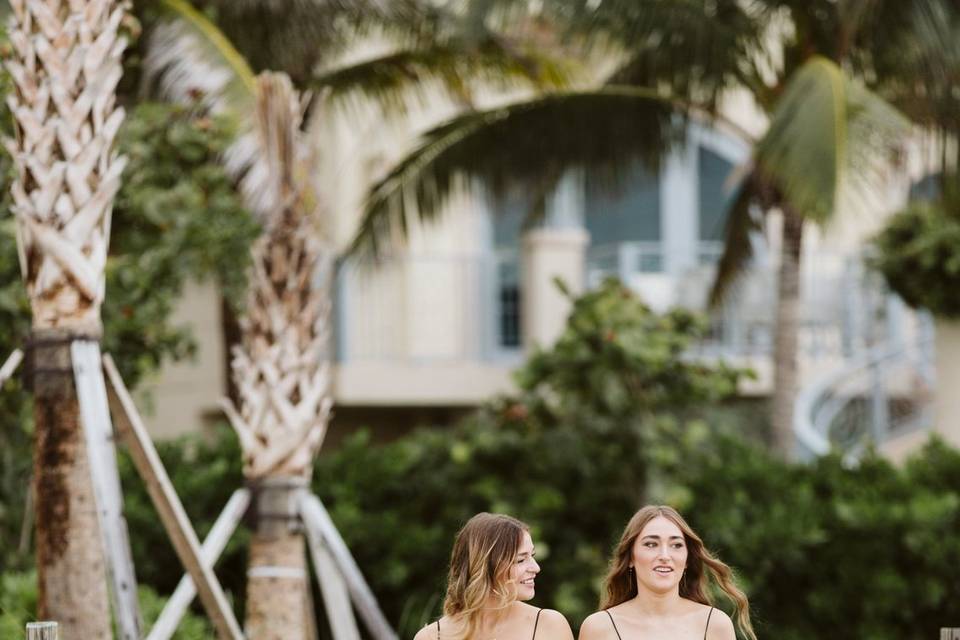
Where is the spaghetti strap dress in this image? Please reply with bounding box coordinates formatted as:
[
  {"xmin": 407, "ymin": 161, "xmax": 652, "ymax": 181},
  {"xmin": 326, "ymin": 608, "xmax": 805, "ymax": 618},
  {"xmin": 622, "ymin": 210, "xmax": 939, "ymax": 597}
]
[
  {"xmin": 604, "ymin": 607, "xmax": 715, "ymax": 640},
  {"xmin": 437, "ymin": 608, "xmax": 544, "ymax": 639}
]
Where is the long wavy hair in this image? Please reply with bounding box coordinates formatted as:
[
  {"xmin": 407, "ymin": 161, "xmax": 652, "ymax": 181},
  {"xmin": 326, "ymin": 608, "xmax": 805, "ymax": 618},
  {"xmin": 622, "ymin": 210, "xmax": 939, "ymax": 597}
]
[
  {"xmin": 441, "ymin": 513, "xmax": 529, "ymax": 640},
  {"xmin": 600, "ymin": 505, "xmax": 756, "ymax": 640}
]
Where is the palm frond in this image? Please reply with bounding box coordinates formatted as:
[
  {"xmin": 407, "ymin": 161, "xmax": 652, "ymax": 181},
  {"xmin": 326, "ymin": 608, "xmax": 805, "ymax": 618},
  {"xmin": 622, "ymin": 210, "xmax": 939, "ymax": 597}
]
[
  {"xmin": 754, "ymin": 56, "xmax": 907, "ymax": 225},
  {"xmin": 598, "ymin": 0, "xmax": 771, "ymax": 109},
  {"xmin": 707, "ymin": 169, "xmax": 766, "ymax": 307},
  {"xmin": 348, "ymin": 87, "xmax": 684, "ymax": 258},
  {"xmin": 309, "ymin": 35, "xmax": 572, "ymax": 116},
  {"xmin": 147, "ymin": 0, "xmax": 256, "ymax": 112},
  {"xmin": 145, "ymin": 0, "xmax": 297, "ymax": 220},
  {"xmin": 896, "ymin": 0, "xmax": 960, "ymax": 135}
]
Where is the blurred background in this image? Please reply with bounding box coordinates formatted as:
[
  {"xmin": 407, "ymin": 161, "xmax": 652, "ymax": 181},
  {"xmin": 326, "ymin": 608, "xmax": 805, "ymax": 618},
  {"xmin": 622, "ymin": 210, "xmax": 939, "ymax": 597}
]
[{"xmin": 1, "ymin": 0, "xmax": 959, "ymax": 638}]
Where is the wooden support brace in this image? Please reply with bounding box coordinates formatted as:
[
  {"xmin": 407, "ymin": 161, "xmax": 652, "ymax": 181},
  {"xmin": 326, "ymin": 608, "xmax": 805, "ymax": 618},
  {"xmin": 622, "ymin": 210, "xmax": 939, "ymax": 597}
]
[
  {"xmin": 302, "ymin": 495, "xmax": 360, "ymax": 640},
  {"xmin": 146, "ymin": 489, "xmax": 251, "ymax": 640},
  {"xmin": 0, "ymin": 349, "xmax": 23, "ymax": 387},
  {"xmin": 299, "ymin": 493, "xmax": 398, "ymax": 640},
  {"xmin": 102, "ymin": 354, "xmax": 245, "ymax": 640},
  {"xmin": 71, "ymin": 340, "xmax": 142, "ymax": 640},
  {"xmin": 25, "ymin": 622, "xmax": 58, "ymax": 640}
]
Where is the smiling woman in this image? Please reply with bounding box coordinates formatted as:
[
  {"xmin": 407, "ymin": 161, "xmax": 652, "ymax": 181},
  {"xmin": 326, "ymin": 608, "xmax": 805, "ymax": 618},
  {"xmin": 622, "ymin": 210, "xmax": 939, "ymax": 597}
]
[
  {"xmin": 578, "ymin": 506, "xmax": 756, "ymax": 640},
  {"xmin": 413, "ymin": 513, "xmax": 574, "ymax": 640}
]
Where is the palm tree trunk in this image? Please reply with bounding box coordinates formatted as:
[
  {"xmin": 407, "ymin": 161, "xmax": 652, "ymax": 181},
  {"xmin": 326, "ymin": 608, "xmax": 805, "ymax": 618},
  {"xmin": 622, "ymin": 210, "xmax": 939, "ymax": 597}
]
[
  {"xmin": 245, "ymin": 478, "xmax": 309, "ymax": 640},
  {"xmin": 772, "ymin": 208, "xmax": 804, "ymax": 457},
  {"xmin": 5, "ymin": 0, "xmax": 129, "ymax": 634},
  {"xmin": 31, "ymin": 330, "xmax": 111, "ymax": 639}
]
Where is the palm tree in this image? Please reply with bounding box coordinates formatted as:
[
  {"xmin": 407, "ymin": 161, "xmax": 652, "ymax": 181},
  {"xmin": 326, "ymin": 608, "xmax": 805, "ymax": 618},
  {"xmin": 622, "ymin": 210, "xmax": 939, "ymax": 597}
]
[
  {"xmin": 350, "ymin": 0, "xmax": 916, "ymax": 457},
  {"xmin": 144, "ymin": 1, "xmax": 563, "ymax": 635},
  {"xmin": 4, "ymin": 0, "xmax": 129, "ymax": 636}
]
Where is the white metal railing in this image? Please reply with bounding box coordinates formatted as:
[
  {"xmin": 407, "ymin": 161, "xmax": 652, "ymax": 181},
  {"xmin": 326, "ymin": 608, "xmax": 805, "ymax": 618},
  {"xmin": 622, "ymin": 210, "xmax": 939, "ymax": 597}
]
[
  {"xmin": 587, "ymin": 242, "xmax": 664, "ymax": 286},
  {"xmin": 335, "ymin": 251, "xmax": 521, "ymax": 364},
  {"xmin": 794, "ymin": 315, "xmax": 935, "ymax": 461},
  {"xmin": 587, "ymin": 243, "xmax": 905, "ymax": 361}
]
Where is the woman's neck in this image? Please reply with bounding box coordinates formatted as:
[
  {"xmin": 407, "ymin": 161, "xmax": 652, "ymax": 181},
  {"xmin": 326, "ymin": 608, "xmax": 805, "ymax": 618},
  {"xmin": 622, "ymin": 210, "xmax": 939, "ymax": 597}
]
[
  {"xmin": 629, "ymin": 587, "xmax": 683, "ymax": 616},
  {"xmin": 475, "ymin": 600, "xmax": 517, "ymax": 634}
]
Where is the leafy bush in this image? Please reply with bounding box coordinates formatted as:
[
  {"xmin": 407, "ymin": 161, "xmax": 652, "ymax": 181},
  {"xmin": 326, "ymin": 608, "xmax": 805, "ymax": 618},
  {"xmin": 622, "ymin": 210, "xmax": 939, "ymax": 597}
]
[
  {"xmin": 312, "ymin": 280, "xmax": 750, "ymax": 632},
  {"xmin": 3, "ymin": 280, "xmax": 958, "ymax": 640},
  {"xmin": 0, "ymin": 570, "xmax": 213, "ymax": 639},
  {"xmin": 871, "ymin": 200, "xmax": 960, "ymax": 317}
]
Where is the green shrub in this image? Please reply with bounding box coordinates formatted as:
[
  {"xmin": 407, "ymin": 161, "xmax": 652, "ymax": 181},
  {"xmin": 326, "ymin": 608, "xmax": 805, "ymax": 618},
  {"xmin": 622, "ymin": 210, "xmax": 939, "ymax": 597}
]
[
  {"xmin": 0, "ymin": 570, "xmax": 213, "ymax": 639},
  {"xmin": 871, "ymin": 200, "xmax": 960, "ymax": 317},
  {"xmin": 2, "ymin": 280, "xmax": 958, "ymax": 640}
]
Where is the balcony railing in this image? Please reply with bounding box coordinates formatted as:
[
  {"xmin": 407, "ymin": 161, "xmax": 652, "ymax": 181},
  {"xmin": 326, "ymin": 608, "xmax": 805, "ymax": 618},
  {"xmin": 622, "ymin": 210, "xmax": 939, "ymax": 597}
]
[
  {"xmin": 335, "ymin": 241, "xmax": 923, "ymax": 371},
  {"xmin": 587, "ymin": 241, "xmax": 915, "ymax": 361},
  {"xmin": 335, "ymin": 251, "xmax": 522, "ymax": 364}
]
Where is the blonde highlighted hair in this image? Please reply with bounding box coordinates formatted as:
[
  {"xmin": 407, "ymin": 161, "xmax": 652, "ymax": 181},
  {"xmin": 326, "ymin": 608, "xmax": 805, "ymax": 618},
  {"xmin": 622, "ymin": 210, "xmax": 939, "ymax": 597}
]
[
  {"xmin": 601, "ymin": 505, "xmax": 757, "ymax": 640},
  {"xmin": 441, "ymin": 513, "xmax": 529, "ymax": 640}
]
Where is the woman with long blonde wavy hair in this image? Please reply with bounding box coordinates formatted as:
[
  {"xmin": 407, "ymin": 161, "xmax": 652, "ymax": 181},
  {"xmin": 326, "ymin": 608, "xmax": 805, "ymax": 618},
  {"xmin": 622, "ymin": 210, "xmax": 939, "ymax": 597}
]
[
  {"xmin": 578, "ymin": 506, "xmax": 757, "ymax": 640},
  {"xmin": 414, "ymin": 513, "xmax": 573, "ymax": 640}
]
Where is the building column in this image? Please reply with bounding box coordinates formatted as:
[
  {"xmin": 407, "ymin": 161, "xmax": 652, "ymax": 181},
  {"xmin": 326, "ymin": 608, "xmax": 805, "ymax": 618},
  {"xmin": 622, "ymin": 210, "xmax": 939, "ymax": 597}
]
[
  {"xmin": 660, "ymin": 132, "xmax": 698, "ymax": 276},
  {"xmin": 934, "ymin": 319, "xmax": 960, "ymax": 449},
  {"xmin": 521, "ymin": 227, "xmax": 589, "ymax": 350}
]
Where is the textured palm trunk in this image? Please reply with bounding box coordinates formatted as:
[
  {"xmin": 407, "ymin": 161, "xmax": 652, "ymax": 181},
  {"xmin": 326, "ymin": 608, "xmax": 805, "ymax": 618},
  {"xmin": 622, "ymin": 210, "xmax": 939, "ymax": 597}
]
[
  {"xmin": 244, "ymin": 477, "xmax": 310, "ymax": 640},
  {"xmin": 219, "ymin": 73, "xmax": 334, "ymax": 639},
  {"xmin": 32, "ymin": 330, "xmax": 111, "ymax": 639},
  {"xmin": 5, "ymin": 0, "xmax": 129, "ymax": 635},
  {"xmin": 772, "ymin": 209, "xmax": 804, "ymax": 457}
]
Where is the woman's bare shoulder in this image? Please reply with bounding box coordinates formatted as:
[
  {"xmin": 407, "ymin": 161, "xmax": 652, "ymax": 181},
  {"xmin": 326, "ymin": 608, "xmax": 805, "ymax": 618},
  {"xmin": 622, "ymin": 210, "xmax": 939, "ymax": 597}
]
[
  {"xmin": 577, "ymin": 610, "xmax": 617, "ymax": 640},
  {"xmin": 534, "ymin": 608, "xmax": 574, "ymax": 639},
  {"xmin": 705, "ymin": 608, "xmax": 736, "ymax": 640},
  {"xmin": 412, "ymin": 620, "xmax": 439, "ymax": 640}
]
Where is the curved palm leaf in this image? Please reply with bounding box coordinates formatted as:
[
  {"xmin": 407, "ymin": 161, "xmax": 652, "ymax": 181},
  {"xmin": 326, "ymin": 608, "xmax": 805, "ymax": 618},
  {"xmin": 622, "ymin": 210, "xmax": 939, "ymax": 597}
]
[
  {"xmin": 707, "ymin": 169, "xmax": 768, "ymax": 307},
  {"xmin": 193, "ymin": 0, "xmax": 417, "ymax": 82},
  {"xmin": 892, "ymin": 0, "xmax": 960, "ymax": 136},
  {"xmin": 148, "ymin": 0, "xmax": 256, "ymax": 116},
  {"xmin": 145, "ymin": 0, "xmax": 281, "ymax": 217},
  {"xmin": 596, "ymin": 0, "xmax": 772, "ymax": 108},
  {"xmin": 754, "ymin": 55, "xmax": 908, "ymax": 225},
  {"xmin": 309, "ymin": 35, "xmax": 572, "ymax": 115},
  {"xmin": 349, "ymin": 87, "xmax": 686, "ymax": 258}
]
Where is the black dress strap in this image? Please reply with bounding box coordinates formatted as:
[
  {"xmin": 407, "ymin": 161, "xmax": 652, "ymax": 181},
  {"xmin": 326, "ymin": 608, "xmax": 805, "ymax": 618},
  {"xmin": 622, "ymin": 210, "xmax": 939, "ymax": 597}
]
[
  {"xmin": 436, "ymin": 619, "xmax": 440, "ymax": 640},
  {"xmin": 531, "ymin": 608, "xmax": 544, "ymax": 639},
  {"xmin": 703, "ymin": 607, "xmax": 715, "ymax": 640},
  {"xmin": 605, "ymin": 610, "xmax": 623, "ymax": 640}
]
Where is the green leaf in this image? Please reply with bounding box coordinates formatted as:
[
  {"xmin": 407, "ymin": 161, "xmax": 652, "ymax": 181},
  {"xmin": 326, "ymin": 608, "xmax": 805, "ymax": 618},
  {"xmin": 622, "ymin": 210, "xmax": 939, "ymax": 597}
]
[
  {"xmin": 755, "ymin": 56, "xmax": 908, "ymax": 224},
  {"xmin": 349, "ymin": 87, "xmax": 683, "ymax": 258}
]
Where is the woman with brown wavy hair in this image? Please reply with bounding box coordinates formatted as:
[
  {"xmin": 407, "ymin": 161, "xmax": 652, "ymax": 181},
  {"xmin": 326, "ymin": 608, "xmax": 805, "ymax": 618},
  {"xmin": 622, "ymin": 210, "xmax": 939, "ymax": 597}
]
[
  {"xmin": 578, "ymin": 505, "xmax": 756, "ymax": 640},
  {"xmin": 414, "ymin": 512, "xmax": 573, "ymax": 640}
]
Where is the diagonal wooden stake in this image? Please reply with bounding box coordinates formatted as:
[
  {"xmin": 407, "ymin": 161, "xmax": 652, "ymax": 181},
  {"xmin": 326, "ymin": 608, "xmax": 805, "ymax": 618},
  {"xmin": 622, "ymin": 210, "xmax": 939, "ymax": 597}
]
[
  {"xmin": 299, "ymin": 493, "xmax": 398, "ymax": 640},
  {"xmin": 102, "ymin": 354, "xmax": 245, "ymax": 640},
  {"xmin": 301, "ymin": 491, "xmax": 360, "ymax": 640},
  {"xmin": 147, "ymin": 489, "xmax": 251, "ymax": 640},
  {"xmin": 72, "ymin": 341, "xmax": 142, "ymax": 640},
  {"xmin": 0, "ymin": 349, "xmax": 23, "ymax": 387}
]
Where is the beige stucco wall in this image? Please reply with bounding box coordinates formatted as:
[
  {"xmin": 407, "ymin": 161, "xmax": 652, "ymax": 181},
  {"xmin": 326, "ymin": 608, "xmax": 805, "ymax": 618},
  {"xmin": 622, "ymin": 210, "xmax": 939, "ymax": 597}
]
[
  {"xmin": 137, "ymin": 280, "xmax": 225, "ymax": 439},
  {"xmin": 932, "ymin": 320, "xmax": 960, "ymax": 449}
]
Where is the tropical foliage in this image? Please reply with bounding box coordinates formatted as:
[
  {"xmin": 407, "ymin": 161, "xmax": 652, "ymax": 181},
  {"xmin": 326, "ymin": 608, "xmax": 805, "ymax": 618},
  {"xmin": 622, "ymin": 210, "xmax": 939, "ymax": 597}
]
[
  {"xmin": 4, "ymin": 281, "xmax": 957, "ymax": 640},
  {"xmin": 868, "ymin": 0, "xmax": 960, "ymax": 318},
  {"xmin": 0, "ymin": 100, "xmax": 257, "ymax": 575},
  {"xmin": 871, "ymin": 198, "xmax": 960, "ymax": 318},
  {"xmin": 348, "ymin": 0, "xmax": 924, "ymax": 457}
]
